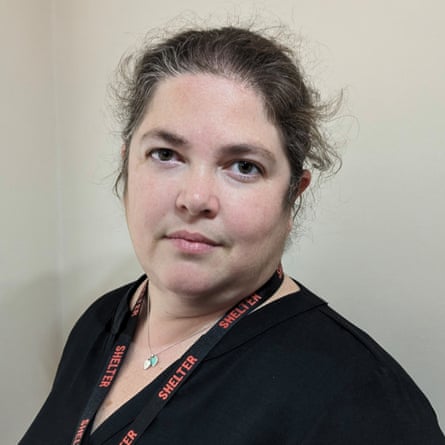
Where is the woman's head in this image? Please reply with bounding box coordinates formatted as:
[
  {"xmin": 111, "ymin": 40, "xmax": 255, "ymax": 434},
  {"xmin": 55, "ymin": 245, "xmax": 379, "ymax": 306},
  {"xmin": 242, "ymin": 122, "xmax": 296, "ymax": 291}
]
[
  {"xmin": 124, "ymin": 72, "xmax": 296, "ymax": 297},
  {"xmin": 113, "ymin": 25, "xmax": 339, "ymax": 210}
]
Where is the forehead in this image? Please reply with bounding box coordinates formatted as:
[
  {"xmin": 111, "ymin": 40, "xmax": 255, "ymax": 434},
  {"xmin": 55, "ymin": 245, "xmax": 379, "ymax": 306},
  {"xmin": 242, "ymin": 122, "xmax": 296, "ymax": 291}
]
[{"xmin": 135, "ymin": 73, "xmax": 284, "ymax": 152}]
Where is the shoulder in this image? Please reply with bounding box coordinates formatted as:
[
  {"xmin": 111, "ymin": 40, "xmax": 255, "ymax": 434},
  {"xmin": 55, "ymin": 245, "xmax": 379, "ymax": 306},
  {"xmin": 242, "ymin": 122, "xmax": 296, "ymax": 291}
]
[
  {"xmin": 287, "ymin": 283, "xmax": 401, "ymax": 367},
  {"xmin": 285, "ymin": 284, "xmax": 445, "ymax": 443},
  {"xmin": 68, "ymin": 276, "xmax": 145, "ymax": 339},
  {"xmin": 52, "ymin": 276, "xmax": 146, "ymax": 386},
  {"xmin": 75, "ymin": 277, "xmax": 144, "ymax": 327},
  {"xmin": 282, "ymin": 284, "xmax": 419, "ymax": 392}
]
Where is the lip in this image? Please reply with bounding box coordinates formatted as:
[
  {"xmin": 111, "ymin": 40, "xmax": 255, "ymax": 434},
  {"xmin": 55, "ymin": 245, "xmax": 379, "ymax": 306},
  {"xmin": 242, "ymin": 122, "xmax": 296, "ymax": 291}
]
[
  {"xmin": 165, "ymin": 230, "xmax": 221, "ymax": 254},
  {"xmin": 166, "ymin": 230, "xmax": 220, "ymax": 245}
]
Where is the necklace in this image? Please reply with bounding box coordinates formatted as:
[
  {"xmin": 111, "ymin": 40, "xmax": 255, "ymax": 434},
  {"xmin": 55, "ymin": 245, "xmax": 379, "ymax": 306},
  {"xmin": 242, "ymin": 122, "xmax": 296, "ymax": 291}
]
[{"xmin": 143, "ymin": 297, "xmax": 215, "ymax": 370}]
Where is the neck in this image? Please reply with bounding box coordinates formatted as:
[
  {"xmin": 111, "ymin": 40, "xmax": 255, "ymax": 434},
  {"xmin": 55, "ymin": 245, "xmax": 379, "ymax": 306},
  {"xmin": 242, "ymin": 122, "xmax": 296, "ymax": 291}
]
[
  {"xmin": 143, "ymin": 295, "xmax": 225, "ymax": 351},
  {"xmin": 145, "ymin": 265, "xmax": 282, "ymax": 323},
  {"xmin": 131, "ymin": 272, "xmax": 297, "ymax": 351}
]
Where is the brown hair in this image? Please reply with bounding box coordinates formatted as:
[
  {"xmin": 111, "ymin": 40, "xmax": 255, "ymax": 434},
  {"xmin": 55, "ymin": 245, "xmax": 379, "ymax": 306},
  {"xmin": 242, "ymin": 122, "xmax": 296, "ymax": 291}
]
[{"xmin": 112, "ymin": 25, "xmax": 340, "ymax": 210}]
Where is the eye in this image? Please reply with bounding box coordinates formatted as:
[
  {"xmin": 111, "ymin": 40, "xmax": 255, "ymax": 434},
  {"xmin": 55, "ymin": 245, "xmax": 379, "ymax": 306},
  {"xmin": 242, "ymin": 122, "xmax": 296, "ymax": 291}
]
[
  {"xmin": 150, "ymin": 148, "xmax": 177, "ymax": 162},
  {"xmin": 236, "ymin": 161, "xmax": 259, "ymax": 175},
  {"xmin": 229, "ymin": 160, "xmax": 263, "ymax": 180}
]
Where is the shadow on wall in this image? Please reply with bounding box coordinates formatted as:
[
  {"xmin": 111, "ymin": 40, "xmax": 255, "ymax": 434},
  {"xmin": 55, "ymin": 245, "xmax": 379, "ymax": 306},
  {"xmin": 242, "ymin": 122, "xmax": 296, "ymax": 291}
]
[{"xmin": 0, "ymin": 273, "xmax": 60, "ymax": 444}]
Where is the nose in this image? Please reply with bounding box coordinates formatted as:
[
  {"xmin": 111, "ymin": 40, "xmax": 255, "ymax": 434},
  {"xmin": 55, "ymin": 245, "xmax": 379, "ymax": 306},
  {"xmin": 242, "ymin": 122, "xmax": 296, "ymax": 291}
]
[{"xmin": 175, "ymin": 167, "xmax": 220, "ymax": 218}]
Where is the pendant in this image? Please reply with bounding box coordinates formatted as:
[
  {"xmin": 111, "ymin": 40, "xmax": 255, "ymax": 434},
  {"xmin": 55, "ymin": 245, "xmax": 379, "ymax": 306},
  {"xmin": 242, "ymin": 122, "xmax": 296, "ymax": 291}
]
[{"xmin": 143, "ymin": 354, "xmax": 159, "ymax": 370}]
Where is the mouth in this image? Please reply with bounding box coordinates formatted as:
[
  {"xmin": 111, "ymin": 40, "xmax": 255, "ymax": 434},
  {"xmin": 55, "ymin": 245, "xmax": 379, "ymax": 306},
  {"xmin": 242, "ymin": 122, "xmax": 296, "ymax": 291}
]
[
  {"xmin": 166, "ymin": 230, "xmax": 220, "ymax": 245},
  {"xmin": 165, "ymin": 230, "xmax": 221, "ymax": 253}
]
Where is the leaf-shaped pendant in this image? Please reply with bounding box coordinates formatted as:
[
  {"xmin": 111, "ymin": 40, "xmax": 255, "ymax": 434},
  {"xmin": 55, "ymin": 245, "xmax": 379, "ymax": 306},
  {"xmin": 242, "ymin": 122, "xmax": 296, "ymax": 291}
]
[
  {"xmin": 150, "ymin": 355, "xmax": 159, "ymax": 367},
  {"xmin": 143, "ymin": 354, "xmax": 159, "ymax": 370}
]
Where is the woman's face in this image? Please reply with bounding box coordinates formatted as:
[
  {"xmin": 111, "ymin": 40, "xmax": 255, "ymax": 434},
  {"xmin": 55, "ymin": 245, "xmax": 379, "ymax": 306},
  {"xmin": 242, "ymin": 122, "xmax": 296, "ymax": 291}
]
[{"xmin": 125, "ymin": 73, "xmax": 298, "ymax": 301}]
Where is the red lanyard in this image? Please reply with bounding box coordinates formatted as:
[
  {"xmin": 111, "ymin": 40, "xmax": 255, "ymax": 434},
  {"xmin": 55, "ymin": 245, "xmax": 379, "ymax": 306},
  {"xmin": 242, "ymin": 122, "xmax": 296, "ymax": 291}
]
[{"xmin": 71, "ymin": 266, "xmax": 284, "ymax": 445}]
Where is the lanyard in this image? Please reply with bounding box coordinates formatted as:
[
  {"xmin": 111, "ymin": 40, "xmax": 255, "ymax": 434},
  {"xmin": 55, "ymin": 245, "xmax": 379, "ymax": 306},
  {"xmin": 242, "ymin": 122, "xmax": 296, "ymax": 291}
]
[
  {"xmin": 71, "ymin": 284, "xmax": 146, "ymax": 445},
  {"xmin": 71, "ymin": 266, "xmax": 284, "ymax": 445}
]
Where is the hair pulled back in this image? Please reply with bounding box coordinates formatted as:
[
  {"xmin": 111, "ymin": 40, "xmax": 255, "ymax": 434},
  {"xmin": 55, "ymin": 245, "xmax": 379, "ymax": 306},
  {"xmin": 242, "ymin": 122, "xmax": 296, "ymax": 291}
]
[{"xmin": 112, "ymin": 25, "xmax": 340, "ymax": 209}]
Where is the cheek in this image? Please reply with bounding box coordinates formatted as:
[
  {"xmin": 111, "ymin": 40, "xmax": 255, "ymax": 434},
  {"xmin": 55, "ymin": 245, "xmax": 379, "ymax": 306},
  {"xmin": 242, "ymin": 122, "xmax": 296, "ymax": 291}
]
[
  {"xmin": 226, "ymin": 197, "xmax": 290, "ymax": 242},
  {"xmin": 125, "ymin": 169, "xmax": 161, "ymax": 226},
  {"xmin": 127, "ymin": 159, "xmax": 165, "ymax": 203},
  {"xmin": 127, "ymin": 179, "xmax": 172, "ymax": 225}
]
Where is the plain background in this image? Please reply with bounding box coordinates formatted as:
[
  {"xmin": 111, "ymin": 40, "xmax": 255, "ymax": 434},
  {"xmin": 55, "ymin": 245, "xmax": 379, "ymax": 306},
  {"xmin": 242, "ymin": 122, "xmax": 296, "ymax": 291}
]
[{"xmin": 1, "ymin": 0, "xmax": 444, "ymax": 442}]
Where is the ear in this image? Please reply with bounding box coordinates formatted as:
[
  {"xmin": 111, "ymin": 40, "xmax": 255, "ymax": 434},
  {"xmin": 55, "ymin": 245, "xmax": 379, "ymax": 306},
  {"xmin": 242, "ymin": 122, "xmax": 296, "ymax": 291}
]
[
  {"xmin": 287, "ymin": 169, "xmax": 311, "ymax": 231},
  {"xmin": 296, "ymin": 170, "xmax": 311, "ymax": 197},
  {"xmin": 121, "ymin": 144, "xmax": 127, "ymax": 159}
]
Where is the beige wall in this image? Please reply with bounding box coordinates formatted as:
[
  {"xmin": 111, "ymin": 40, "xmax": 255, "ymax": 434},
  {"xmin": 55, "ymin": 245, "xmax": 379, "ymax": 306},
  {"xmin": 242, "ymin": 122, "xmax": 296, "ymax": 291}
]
[
  {"xmin": 2, "ymin": 0, "xmax": 444, "ymax": 442},
  {"xmin": 0, "ymin": 0, "xmax": 60, "ymax": 442}
]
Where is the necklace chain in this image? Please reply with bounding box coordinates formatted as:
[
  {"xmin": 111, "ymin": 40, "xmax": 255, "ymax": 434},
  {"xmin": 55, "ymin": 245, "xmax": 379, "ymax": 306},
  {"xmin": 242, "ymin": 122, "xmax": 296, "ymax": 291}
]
[{"xmin": 143, "ymin": 294, "xmax": 215, "ymax": 370}]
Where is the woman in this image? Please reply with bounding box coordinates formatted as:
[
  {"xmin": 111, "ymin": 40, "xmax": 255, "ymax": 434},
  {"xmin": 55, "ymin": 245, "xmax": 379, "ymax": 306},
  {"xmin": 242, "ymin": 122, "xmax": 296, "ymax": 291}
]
[{"xmin": 21, "ymin": 25, "xmax": 444, "ymax": 444}]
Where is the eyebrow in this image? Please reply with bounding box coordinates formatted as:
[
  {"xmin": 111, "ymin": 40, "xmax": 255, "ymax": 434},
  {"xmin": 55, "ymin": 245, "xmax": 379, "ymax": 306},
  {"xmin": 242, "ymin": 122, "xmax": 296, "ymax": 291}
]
[
  {"xmin": 140, "ymin": 128, "xmax": 189, "ymax": 147},
  {"xmin": 219, "ymin": 144, "xmax": 277, "ymax": 163},
  {"xmin": 140, "ymin": 128, "xmax": 276, "ymax": 162}
]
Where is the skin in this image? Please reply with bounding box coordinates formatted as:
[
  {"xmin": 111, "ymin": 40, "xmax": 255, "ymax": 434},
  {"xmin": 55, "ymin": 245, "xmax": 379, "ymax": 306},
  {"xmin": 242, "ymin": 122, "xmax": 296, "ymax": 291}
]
[{"xmin": 125, "ymin": 73, "xmax": 310, "ymax": 323}]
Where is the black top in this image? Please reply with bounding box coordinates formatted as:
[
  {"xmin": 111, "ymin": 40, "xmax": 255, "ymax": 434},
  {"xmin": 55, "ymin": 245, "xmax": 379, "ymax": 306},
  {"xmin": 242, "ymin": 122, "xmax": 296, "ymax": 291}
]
[{"xmin": 20, "ymin": 276, "xmax": 445, "ymax": 444}]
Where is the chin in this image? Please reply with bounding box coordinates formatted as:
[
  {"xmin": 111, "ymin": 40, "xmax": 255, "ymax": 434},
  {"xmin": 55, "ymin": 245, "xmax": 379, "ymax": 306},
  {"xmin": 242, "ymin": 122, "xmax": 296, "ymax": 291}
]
[{"xmin": 150, "ymin": 266, "xmax": 216, "ymax": 296}]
